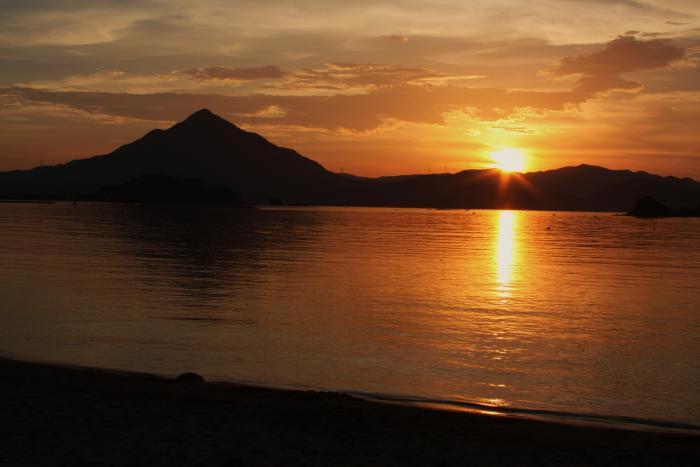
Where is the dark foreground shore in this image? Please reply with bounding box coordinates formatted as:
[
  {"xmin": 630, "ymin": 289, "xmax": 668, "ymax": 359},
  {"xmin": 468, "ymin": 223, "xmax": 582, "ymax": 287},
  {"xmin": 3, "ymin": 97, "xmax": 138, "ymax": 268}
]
[{"xmin": 2, "ymin": 358, "xmax": 698, "ymax": 466}]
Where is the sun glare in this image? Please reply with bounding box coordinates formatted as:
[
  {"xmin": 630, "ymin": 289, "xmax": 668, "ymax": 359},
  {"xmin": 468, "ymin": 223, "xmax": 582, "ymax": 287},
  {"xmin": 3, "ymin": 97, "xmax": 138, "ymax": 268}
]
[{"xmin": 490, "ymin": 148, "xmax": 526, "ymax": 173}]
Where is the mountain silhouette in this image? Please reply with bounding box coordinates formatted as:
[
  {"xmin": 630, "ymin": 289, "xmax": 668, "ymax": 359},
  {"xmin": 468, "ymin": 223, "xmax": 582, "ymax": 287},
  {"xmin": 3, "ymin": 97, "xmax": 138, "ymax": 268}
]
[
  {"xmin": 1, "ymin": 109, "xmax": 699, "ymax": 211},
  {"xmin": 0, "ymin": 109, "xmax": 360, "ymax": 204}
]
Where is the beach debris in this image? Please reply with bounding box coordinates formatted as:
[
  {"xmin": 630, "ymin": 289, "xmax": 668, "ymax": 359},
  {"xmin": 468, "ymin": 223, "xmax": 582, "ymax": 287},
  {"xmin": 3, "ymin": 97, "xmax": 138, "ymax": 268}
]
[{"xmin": 175, "ymin": 372, "xmax": 205, "ymax": 383}]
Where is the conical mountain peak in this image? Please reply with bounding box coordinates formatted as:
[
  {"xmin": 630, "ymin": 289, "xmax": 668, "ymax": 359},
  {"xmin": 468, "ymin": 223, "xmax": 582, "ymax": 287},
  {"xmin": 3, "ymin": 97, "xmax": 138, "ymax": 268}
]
[
  {"xmin": 185, "ymin": 108, "xmax": 217, "ymax": 121},
  {"xmin": 172, "ymin": 108, "xmax": 243, "ymax": 134}
]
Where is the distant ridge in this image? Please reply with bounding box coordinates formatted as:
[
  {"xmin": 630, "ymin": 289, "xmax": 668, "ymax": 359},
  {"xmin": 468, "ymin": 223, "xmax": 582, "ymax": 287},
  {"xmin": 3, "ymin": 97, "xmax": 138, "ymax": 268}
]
[{"xmin": 1, "ymin": 109, "xmax": 699, "ymax": 211}]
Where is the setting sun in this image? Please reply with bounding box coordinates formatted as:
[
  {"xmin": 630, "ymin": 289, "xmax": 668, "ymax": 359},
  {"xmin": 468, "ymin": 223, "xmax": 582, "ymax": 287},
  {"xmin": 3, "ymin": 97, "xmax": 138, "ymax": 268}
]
[{"xmin": 490, "ymin": 148, "xmax": 527, "ymax": 173}]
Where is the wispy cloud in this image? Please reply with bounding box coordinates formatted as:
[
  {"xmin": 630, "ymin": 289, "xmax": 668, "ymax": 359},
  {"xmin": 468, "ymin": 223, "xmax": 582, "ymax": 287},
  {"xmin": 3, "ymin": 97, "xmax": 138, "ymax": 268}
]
[
  {"xmin": 270, "ymin": 63, "xmax": 471, "ymax": 92},
  {"xmin": 187, "ymin": 65, "xmax": 286, "ymax": 81},
  {"xmin": 381, "ymin": 34, "xmax": 409, "ymax": 42}
]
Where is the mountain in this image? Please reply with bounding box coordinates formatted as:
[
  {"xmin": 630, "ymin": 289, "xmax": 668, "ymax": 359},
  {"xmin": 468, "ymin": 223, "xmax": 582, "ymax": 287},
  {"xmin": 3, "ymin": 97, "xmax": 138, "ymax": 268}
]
[
  {"xmin": 2, "ymin": 109, "xmax": 700, "ymax": 211},
  {"xmin": 0, "ymin": 109, "xmax": 362, "ymax": 204}
]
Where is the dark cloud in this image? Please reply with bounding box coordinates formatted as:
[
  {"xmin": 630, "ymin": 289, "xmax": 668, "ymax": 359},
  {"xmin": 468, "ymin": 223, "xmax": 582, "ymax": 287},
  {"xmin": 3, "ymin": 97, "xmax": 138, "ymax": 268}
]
[
  {"xmin": 551, "ymin": 35, "xmax": 685, "ymax": 97},
  {"xmin": 665, "ymin": 20, "xmax": 688, "ymax": 26},
  {"xmin": 187, "ymin": 65, "xmax": 286, "ymax": 81},
  {"xmin": 553, "ymin": 35, "xmax": 685, "ymax": 76}
]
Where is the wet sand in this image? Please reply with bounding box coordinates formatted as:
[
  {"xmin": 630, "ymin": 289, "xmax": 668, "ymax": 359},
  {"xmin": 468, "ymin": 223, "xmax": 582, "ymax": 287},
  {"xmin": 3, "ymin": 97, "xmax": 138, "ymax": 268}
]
[{"xmin": 1, "ymin": 357, "xmax": 698, "ymax": 466}]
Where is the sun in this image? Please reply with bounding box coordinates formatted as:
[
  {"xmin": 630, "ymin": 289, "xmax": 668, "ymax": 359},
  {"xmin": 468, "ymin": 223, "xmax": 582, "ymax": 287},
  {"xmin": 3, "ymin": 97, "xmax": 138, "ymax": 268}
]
[{"xmin": 489, "ymin": 148, "xmax": 526, "ymax": 173}]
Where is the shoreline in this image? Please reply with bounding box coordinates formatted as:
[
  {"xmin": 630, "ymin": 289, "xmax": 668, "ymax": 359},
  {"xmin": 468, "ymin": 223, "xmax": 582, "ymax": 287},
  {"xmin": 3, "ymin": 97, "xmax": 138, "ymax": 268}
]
[
  {"xmin": 8, "ymin": 355, "xmax": 697, "ymax": 435},
  {"xmin": 2, "ymin": 357, "xmax": 698, "ymax": 466},
  {"xmin": 349, "ymin": 391, "xmax": 700, "ymax": 436},
  {"xmin": 1, "ymin": 198, "xmax": 627, "ymax": 214}
]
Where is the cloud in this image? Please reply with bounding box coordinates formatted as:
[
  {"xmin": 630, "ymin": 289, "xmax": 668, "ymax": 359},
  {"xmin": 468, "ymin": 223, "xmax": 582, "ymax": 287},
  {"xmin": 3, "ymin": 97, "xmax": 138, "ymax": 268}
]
[
  {"xmin": 552, "ymin": 35, "xmax": 685, "ymax": 76},
  {"xmin": 665, "ymin": 20, "xmax": 688, "ymax": 26},
  {"xmin": 22, "ymin": 69, "xmax": 189, "ymax": 94},
  {"xmin": 187, "ymin": 65, "xmax": 286, "ymax": 81},
  {"xmin": 0, "ymin": 83, "xmax": 588, "ymax": 132},
  {"xmin": 381, "ymin": 34, "xmax": 409, "ymax": 42},
  {"xmin": 0, "ymin": 1, "xmax": 161, "ymax": 47},
  {"xmin": 183, "ymin": 62, "xmax": 457, "ymax": 90},
  {"xmin": 550, "ymin": 35, "xmax": 686, "ymax": 97},
  {"xmin": 1, "ymin": 36, "xmax": 689, "ymax": 132},
  {"xmin": 273, "ymin": 63, "xmax": 455, "ymax": 91}
]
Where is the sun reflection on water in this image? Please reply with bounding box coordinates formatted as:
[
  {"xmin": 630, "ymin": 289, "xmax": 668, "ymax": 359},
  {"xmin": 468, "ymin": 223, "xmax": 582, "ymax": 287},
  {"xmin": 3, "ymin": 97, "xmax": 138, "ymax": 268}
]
[{"xmin": 495, "ymin": 210, "xmax": 517, "ymax": 299}]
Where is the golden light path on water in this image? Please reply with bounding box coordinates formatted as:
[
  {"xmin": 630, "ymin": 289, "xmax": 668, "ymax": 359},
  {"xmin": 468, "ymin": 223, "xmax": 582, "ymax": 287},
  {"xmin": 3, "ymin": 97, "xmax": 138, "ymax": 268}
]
[{"xmin": 495, "ymin": 210, "xmax": 517, "ymax": 300}]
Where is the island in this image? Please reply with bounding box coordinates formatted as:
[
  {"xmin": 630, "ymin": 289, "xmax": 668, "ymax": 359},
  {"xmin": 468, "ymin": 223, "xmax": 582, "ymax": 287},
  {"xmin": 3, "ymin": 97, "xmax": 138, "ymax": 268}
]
[
  {"xmin": 627, "ymin": 195, "xmax": 700, "ymax": 218},
  {"xmin": 97, "ymin": 173, "xmax": 242, "ymax": 206}
]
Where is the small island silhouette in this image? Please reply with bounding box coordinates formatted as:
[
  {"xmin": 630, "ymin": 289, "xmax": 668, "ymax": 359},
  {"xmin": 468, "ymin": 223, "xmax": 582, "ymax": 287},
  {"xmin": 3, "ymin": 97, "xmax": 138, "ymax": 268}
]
[
  {"xmin": 628, "ymin": 195, "xmax": 700, "ymax": 218},
  {"xmin": 98, "ymin": 173, "xmax": 242, "ymax": 206}
]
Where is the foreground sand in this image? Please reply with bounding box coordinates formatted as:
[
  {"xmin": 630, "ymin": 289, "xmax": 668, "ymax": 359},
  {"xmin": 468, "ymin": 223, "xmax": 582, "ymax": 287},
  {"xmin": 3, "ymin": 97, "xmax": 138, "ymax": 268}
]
[{"xmin": 1, "ymin": 358, "xmax": 698, "ymax": 466}]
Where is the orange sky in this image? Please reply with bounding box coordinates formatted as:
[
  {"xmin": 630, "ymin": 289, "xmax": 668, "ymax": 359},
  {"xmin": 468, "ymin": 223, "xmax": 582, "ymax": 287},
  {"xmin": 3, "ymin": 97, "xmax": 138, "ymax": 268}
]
[{"xmin": 1, "ymin": 0, "xmax": 699, "ymax": 178}]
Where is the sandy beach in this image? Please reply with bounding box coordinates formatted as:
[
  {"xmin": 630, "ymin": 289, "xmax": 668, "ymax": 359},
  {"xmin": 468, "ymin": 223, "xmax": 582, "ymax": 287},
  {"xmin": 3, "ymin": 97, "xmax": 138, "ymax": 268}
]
[{"xmin": 1, "ymin": 357, "xmax": 698, "ymax": 466}]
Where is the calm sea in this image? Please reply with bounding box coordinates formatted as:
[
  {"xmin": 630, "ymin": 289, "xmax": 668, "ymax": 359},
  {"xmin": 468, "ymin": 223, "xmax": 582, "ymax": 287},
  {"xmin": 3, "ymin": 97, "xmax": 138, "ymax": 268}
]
[{"xmin": 1, "ymin": 203, "xmax": 699, "ymax": 430}]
